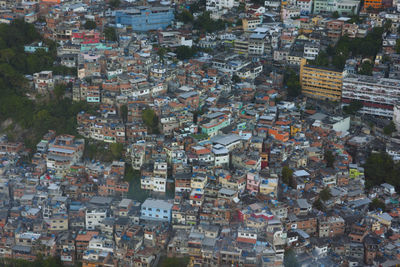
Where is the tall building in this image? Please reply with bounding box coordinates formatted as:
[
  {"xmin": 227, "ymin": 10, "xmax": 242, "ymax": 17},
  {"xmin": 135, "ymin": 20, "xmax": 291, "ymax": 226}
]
[
  {"xmin": 300, "ymin": 59, "xmax": 343, "ymax": 101},
  {"xmin": 342, "ymin": 75, "xmax": 400, "ymax": 118},
  {"xmin": 115, "ymin": 7, "xmax": 174, "ymax": 31}
]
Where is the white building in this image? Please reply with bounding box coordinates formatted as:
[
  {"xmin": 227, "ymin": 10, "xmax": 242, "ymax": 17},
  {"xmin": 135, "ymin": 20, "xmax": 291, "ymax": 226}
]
[
  {"xmin": 206, "ymin": 0, "xmax": 238, "ymax": 11},
  {"xmin": 342, "ymin": 75, "xmax": 400, "ymax": 118},
  {"xmin": 212, "ymin": 144, "xmax": 230, "ymax": 166},
  {"xmin": 85, "ymin": 209, "xmax": 108, "ymax": 230}
]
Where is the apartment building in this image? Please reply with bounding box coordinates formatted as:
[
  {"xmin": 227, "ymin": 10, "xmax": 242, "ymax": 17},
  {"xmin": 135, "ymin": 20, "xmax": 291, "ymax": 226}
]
[
  {"xmin": 140, "ymin": 199, "xmax": 173, "ymax": 222},
  {"xmin": 46, "ymin": 135, "xmax": 84, "ymax": 177},
  {"xmin": 300, "ymin": 59, "xmax": 343, "ymax": 101},
  {"xmin": 342, "ymin": 75, "xmax": 400, "ymax": 118},
  {"xmin": 313, "ymin": 0, "xmax": 360, "ymax": 15},
  {"xmin": 115, "ymin": 7, "xmax": 174, "ymax": 31}
]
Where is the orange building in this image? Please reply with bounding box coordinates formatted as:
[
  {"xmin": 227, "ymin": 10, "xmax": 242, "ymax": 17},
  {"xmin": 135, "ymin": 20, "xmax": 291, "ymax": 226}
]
[{"xmin": 364, "ymin": 0, "xmax": 382, "ymax": 9}]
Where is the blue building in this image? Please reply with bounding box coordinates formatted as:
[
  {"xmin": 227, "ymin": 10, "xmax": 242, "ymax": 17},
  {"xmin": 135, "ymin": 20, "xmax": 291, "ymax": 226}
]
[
  {"xmin": 140, "ymin": 199, "xmax": 173, "ymax": 222},
  {"xmin": 115, "ymin": 6, "xmax": 174, "ymax": 31},
  {"xmin": 24, "ymin": 42, "xmax": 49, "ymax": 53}
]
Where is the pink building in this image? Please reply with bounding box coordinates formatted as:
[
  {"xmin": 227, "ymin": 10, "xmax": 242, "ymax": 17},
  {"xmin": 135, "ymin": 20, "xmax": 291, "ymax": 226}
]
[{"xmin": 246, "ymin": 172, "xmax": 260, "ymax": 195}]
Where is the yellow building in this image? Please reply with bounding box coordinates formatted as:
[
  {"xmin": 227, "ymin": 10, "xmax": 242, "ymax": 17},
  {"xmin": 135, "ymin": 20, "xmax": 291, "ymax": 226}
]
[{"xmin": 300, "ymin": 59, "xmax": 343, "ymax": 101}]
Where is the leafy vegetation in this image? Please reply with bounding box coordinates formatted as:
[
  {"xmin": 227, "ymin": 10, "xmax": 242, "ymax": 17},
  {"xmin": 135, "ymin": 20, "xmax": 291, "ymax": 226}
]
[
  {"xmin": 369, "ymin": 198, "xmax": 386, "ymax": 211},
  {"xmin": 159, "ymin": 256, "xmax": 190, "ymax": 267},
  {"xmin": 282, "ymin": 166, "xmax": 295, "ymax": 188},
  {"xmin": 324, "ymin": 150, "xmax": 335, "ymax": 168},
  {"xmin": 84, "ymin": 141, "xmax": 123, "ymax": 162},
  {"xmin": 175, "ymin": 9, "xmax": 194, "ymax": 23},
  {"xmin": 358, "ymin": 61, "xmax": 373, "ymax": 76},
  {"xmin": 125, "ymin": 164, "xmax": 149, "ymax": 202},
  {"xmin": 84, "ymin": 20, "xmax": 97, "ymax": 30},
  {"xmin": 0, "ymin": 20, "xmax": 95, "ymax": 150},
  {"xmin": 313, "ymin": 27, "xmax": 384, "ymax": 70},
  {"xmin": 193, "ymin": 12, "xmax": 226, "ymax": 33},
  {"xmin": 175, "ymin": 45, "xmax": 197, "ymax": 60},
  {"xmin": 104, "ymin": 27, "xmax": 117, "ymax": 41},
  {"xmin": 343, "ymin": 100, "xmax": 363, "ymax": 115},
  {"xmin": 284, "ymin": 249, "xmax": 300, "ymax": 267},
  {"xmin": 319, "ymin": 187, "xmax": 332, "ymax": 201},
  {"xmin": 0, "ymin": 255, "xmax": 64, "ymax": 267},
  {"xmin": 142, "ymin": 108, "xmax": 159, "ymax": 134},
  {"xmin": 284, "ymin": 68, "xmax": 301, "ymax": 97},
  {"xmin": 384, "ymin": 121, "xmax": 397, "ymax": 136},
  {"xmin": 364, "ymin": 152, "xmax": 400, "ymax": 189}
]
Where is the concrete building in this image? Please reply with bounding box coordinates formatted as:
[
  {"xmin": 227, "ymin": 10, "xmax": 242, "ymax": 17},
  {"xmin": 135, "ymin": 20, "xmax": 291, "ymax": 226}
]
[
  {"xmin": 140, "ymin": 199, "xmax": 173, "ymax": 222},
  {"xmin": 115, "ymin": 7, "xmax": 174, "ymax": 31},
  {"xmin": 342, "ymin": 75, "xmax": 400, "ymax": 118},
  {"xmin": 300, "ymin": 59, "xmax": 343, "ymax": 101},
  {"xmin": 313, "ymin": 0, "xmax": 360, "ymax": 15}
]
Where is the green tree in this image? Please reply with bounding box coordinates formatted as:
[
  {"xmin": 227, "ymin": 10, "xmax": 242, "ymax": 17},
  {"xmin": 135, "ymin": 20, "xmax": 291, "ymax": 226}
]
[
  {"xmin": 324, "ymin": 150, "xmax": 335, "ymax": 168},
  {"xmin": 359, "ymin": 61, "xmax": 373, "ymax": 76},
  {"xmin": 282, "ymin": 166, "xmax": 295, "ymax": 187},
  {"xmin": 175, "ymin": 45, "xmax": 197, "ymax": 60},
  {"xmin": 313, "ymin": 198, "xmax": 325, "ymax": 211},
  {"xmin": 54, "ymin": 84, "xmax": 66, "ymax": 100},
  {"xmin": 384, "ymin": 121, "xmax": 396, "ymax": 136},
  {"xmin": 84, "ymin": 20, "xmax": 97, "ymax": 30},
  {"xmin": 343, "ymin": 100, "xmax": 363, "ymax": 115},
  {"xmin": 369, "ymin": 198, "xmax": 386, "ymax": 211},
  {"xmin": 319, "ymin": 187, "xmax": 332, "ymax": 201},
  {"xmin": 364, "ymin": 152, "xmax": 400, "ymax": 189},
  {"xmin": 109, "ymin": 0, "xmax": 120, "ymax": 8},
  {"xmin": 232, "ymin": 74, "xmax": 241, "ymax": 83},
  {"xmin": 396, "ymin": 39, "xmax": 400, "ymax": 54},
  {"xmin": 142, "ymin": 108, "xmax": 159, "ymax": 134},
  {"xmin": 110, "ymin": 143, "xmax": 124, "ymax": 159},
  {"xmin": 157, "ymin": 47, "xmax": 167, "ymax": 63},
  {"xmin": 284, "ymin": 68, "xmax": 301, "ymax": 97},
  {"xmin": 312, "ymin": 51, "xmax": 329, "ymax": 67},
  {"xmin": 176, "ymin": 9, "xmax": 194, "ymax": 23},
  {"xmin": 104, "ymin": 27, "xmax": 117, "ymax": 41},
  {"xmin": 284, "ymin": 249, "xmax": 299, "ymax": 267},
  {"xmin": 160, "ymin": 257, "xmax": 190, "ymax": 267},
  {"xmin": 120, "ymin": 104, "xmax": 128, "ymax": 123},
  {"xmin": 384, "ymin": 19, "xmax": 392, "ymax": 32},
  {"xmin": 332, "ymin": 11, "xmax": 340, "ymax": 19}
]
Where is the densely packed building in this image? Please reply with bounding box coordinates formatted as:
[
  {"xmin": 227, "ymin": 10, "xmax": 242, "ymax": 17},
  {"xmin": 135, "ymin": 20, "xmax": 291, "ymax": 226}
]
[{"xmin": 2, "ymin": 0, "xmax": 400, "ymax": 266}]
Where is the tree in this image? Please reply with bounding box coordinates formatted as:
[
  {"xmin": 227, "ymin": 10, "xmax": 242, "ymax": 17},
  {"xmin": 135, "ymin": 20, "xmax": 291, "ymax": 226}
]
[
  {"xmin": 364, "ymin": 152, "xmax": 400, "ymax": 189},
  {"xmin": 231, "ymin": 74, "xmax": 241, "ymax": 83},
  {"xmin": 369, "ymin": 198, "xmax": 386, "ymax": 211},
  {"xmin": 312, "ymin": 51, "xmax": 329, "ymax": 67},
  {"xmin": 110, "ymin": 143, "xmax": 124, "ymax": 159},
  {"xmin": 142, "ymin": 108, "xmax": 159, "ymax": 134},
  {"xmin": 284, "ymin": 249, "xmax": 299, "ymax": 267},
  {"xmin": 313, "ymin": 198, "xmax": 325, "ymax": 211},
  {"xmin": 384, "ymin": 19, "xmax": 392, "ymax": 32},
  {"xmin": 120, "ymin": 104, "xmax": 128, "ymax": 123},
  {"xmin": 175, "ymin": 45, "xmax": 197, "ymax": 60},
  {"xmin": 324, "ymin": 150, "xmax": 335, "ymax": 168},
  {"xmin": 396, "ymin": 39, "xmax": 400, "ymax": 54},
  {"xmin": 53, "ymin": 84, "xmax": 66, "ymax": 100},
  {"xmin": 343, "ymin": 100, "xmax": 363, "ymax": 115},
  {"xmin": 282, "ymin": 166, "xmax": 295, "ymax": 187},
  {"xmin": 284, "ymin": 68, "xmax": 301, "ymax": 97},
  {"xmin": 176, "ymin": 9, "xmax": 194, "ymax": 23},
  {"xmin": 384, "ymin": 121, "xmax": 396, "ymax": 136},
  {"xmin": 157, "ymin": 47, "xmax": 167, "ymax": 63},
  {"xmin": 319, "ymin": 187, "xmax": 332, "ymax": 201},
  {"xmin": 359, "ymin": 61, "xmax": 373, "ymax": 76},
  {"xmin": 109, "ymin": 0, "xmax": 120, "ymax": 8},
  {"xmin": 332, "ymin": 11, "xmax": 340, "ymax": 19},
  {"xmin": 84, "ymin": 20, "xmax": 97, "ymax": 30},
  {"xmin": 160, "ymin": 257, "xmax": 190, "ymax": 267},
  {"xmin": 104, "ymin": 27, "xmax": 117, "ymax": 41}
]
